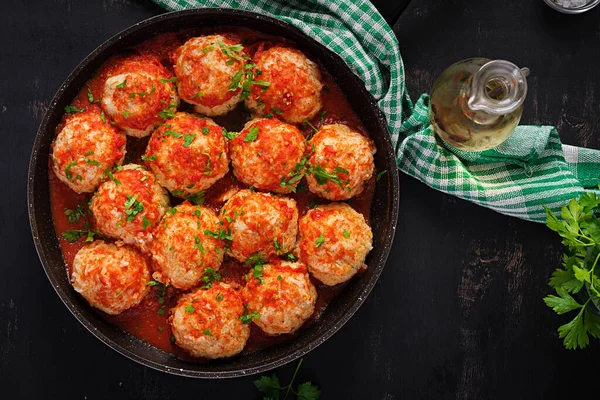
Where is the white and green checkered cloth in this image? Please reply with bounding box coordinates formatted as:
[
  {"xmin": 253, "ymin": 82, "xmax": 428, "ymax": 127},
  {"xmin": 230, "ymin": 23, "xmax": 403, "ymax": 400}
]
[{"xmin": 152, "ymin": 0, "xmax": 600, "ymax": 223}]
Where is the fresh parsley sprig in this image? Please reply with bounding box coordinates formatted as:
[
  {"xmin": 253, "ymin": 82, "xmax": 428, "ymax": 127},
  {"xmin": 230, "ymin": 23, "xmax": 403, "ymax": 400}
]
[
  {"xmin": 254, "ymin": 358, "xmax": 321, "ymax": 400},
  {"xmin": 543, "ymin": 192, "xmax": 600, "ymax": 349},
  {"xmin": 61, "ymin": 201, "xmax": 102, "ymax": 244}
]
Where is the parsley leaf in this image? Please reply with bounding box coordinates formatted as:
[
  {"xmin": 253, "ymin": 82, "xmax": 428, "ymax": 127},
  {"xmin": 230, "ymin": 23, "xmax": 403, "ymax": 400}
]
[
  {"xmin": 543, "ymin": 194, "xmax": 600, "ymax": 349},
  {"xmin": 244, "ymin": 126, "xmax": 259, "ymax": 142},
  {"xmin": 183, "ymin": 134, "xmax": 196, "ymax": 147},
  {"xmin": 184, "ymin": 304, "xmax": 195, "ymax": 314},
  {"xmin": 222, "ymin": 127, "xmax": 237, "ymax": 140},
  {"xmin": 115, "ymin": 80, "xmax": 127, "ymax": 89},
  {"xmin": 254, "ymin": 359, "xmax": 321, "ymax": 400},
  {"xmin": 124, "ymin": 194, "xmax": 144, "ymax": 222},
  {"xmin": 200, "ymin": 267, "xmax": 221, "ymax": 289},
  {"xmin": 141, "ymin": 155, "xmax": 157, "ymax": 162},
  {"xmin": 315, "ymin": 234, "xmax": 325, "ymax": 248},
  {"xmin": 64, "ymin": 105, "xmax": 84, "ymax": 114}
]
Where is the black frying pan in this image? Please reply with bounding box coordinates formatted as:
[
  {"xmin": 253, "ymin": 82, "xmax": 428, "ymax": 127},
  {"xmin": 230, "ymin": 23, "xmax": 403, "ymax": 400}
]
[{"xmin": 27, "ymin": 8, "xmax": 400, "ymax": 378}]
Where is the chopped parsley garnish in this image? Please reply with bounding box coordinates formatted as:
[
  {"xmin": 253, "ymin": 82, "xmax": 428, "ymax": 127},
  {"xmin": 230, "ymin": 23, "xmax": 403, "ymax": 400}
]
[
  {"xmin": 115, "ymin": 80, "xmax": 127, "ymax": 89},
  {"xmin": 376, "ymin": 170, "xmax": 388, "ymax": 181},
  {"xmin": 239, "ymin": 306, "xmax": 260, "ymax": 324},
  {"xmin": 184, "ymin": 304, "xmax": 195, "ymax": 314},
  {"xmin": 218, "ymin": 40, "xmax": 244, "ymax": 61},
  {"xmin": 166, "ymin": 208, "xmax": 177, "ymax": 215},
  {"xmin": 158, "ymin": 77, "xmax": 178, "ymax": 84},
  {"xmin": 320, "ymin": 110, "xmax": 327, "ymax": 121},
  {"xmin": 202, "ymin": 45, "xmax": 214, "ymax": 53},
  {"xmin": 123, "ymin": 110, "xmax": 130, "ymax": 119},
  {"xmin": 194, "ymin": 236, "xmax": 205, "ymax": 254},
  {"xmin": 303, "ymin": 119, "xmax": 319, "ymax": 133},
  {"xmin": 204, "ymin": 228, "xmax": 233, "ymax": 241},
  {"xmin": 106, "ymin": 170, "xmax": 121, "ymax": 186},
  {"xmin": 222, "ymin": 127, "xmax": 237, "ymax": 140},
  {"xmin": 191, "ymin": 91, "xmax": 204, "ymax": 99},
  {"xmin": 202, "ymin": 329, "xmax": 214, "ymax": 336},
  {"xmin": 100, "ymin": 110, "xmax": 106, "ymax": 123},
  {"xmin": 64, "ymin": 204, "xmax": 86, "ymax": 223},
  {"xmin": 64, "ymin": 105, "xmax": 84, "ymax": 114},
  {"xmin": 280, "ymin": 156, "xmax": 308, "ymax": 193},
  {"xmin": 193, "ymin": 209, "xmax": 201, "ymax": 217},
  {"xmin": 200, "ymin": 267, "xmax": 222, "ymax": 289},
  {"xmin": 141, "ymin": 155, "xmax": 156, "ymax": 162},
  {"xmin": 229, "ymin": 70, "xmax": 244, "ymax": 91},
  {"xmin": 278, "ymin": 275, "xmax": 283, "ymax": 281},
  {"xmin": 271, "ymin": 107, "xmax": 284, "ymax": 115},
  {"xmin": 124, "ymin": 194, "xmax": 144, "ymax": 222},
  {"xmin": 61, "ymin": 229, "xmax": 101, "ymax": 243},
  {"xmin": 253, "ymin": 263, "xmax": 264, "ymax": 284},
  {"xmin": 83, "ymin": 154, "xmax": 100, "ymax": 166},
  {"xmin": 308, "ymin": 164, "xmax": 350, "ymax": 190},
  {"xmin": 186, "ymin": 190, "xmax": 206, "ymax": 205},
  {"xmin": 244, "ymin": 126, "xmax": 259, "ymax": 142},
  {"xmin": 170, "ymin": 336, "xmax": 176, "ymax": 344},
  {"xmin": 163, "ymin": 129, "xmax": 183, "ymax": 138},
  {"xmin": 87, "ymin": 85, "xmax": 101, "ymax": 104},
  {"xmin": 64, "ymin": 161, "xmax": 77, "ymax": 182},
  {"xmin": 142, "ymin": 217, "xmax": 151, "ymax": 229},
  {"xmin": 343, "ymin": 229, "xmax": 351, "ymax": 238},
  {"xmin": 273, "ymin": 238, "xmax": 283, "ymax": 254},
  {"xmin": 183, "ymin": 134, "xmax": 196, "ymax": 147},
  {"xmin": 201, "ymin": 127, "xmax": 210, "ymax": 135},
  {"xmin": 315, "ymin": 234, "xmax": 325, "ymax": 248},
  {"xmin": 216, "ymin": 293, "xmax": 223, "ymax": 301},
  {"xmin": 158, "ymin": 104, "xmax": 177, "ymax": 120},
  {"xmin": 284, "ymin": 253, "xmax": 297, "ymax": 262}
]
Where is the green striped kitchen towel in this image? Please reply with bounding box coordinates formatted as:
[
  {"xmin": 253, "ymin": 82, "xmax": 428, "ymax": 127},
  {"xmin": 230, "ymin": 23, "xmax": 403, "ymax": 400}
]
[{"xmin": 151, "ymin": 0, "xmax": 600, "ymax": 223}]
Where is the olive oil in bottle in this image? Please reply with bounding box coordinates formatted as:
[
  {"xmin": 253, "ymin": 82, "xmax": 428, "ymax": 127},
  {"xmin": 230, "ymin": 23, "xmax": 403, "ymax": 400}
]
[{"xmin": 429, "ymin": 58, "xmax": 530, "ymax": 152}]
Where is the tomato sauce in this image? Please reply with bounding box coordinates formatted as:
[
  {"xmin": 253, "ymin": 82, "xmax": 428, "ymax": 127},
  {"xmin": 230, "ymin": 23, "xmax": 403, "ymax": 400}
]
[{"xmin": 49, "ymin": 28, "xmax": 376, "ymax": 362}]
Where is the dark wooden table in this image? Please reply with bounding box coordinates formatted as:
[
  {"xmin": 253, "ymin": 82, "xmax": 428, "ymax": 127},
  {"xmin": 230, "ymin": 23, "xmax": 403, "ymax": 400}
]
[{"xmin": 1, "ymin": 0, "xmax": 599, "ymax": 398}]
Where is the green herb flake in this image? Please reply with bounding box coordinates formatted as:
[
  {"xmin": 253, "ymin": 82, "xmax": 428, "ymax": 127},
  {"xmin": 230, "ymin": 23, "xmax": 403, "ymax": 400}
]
[
  {"xmin": 315, "ymin": 234, "xmax": 325, "ymax": 248},
  {"xmin": 376, "ymin": 170, "xmax": 388, "ymax": 181},
  {"xmin": 141, "ymin": 155, "xmax": 157, "ymax": 162},
  {"xmin": 244, "ymin": 126, "xmax": 259, "ymax": 142},
  {"xmin": 184, "ymin": 304, "xmax": 195, "ymax": 314},
  {"xmin": 64, "ymin": 105, "xmax": 84, "ymax": 114}
]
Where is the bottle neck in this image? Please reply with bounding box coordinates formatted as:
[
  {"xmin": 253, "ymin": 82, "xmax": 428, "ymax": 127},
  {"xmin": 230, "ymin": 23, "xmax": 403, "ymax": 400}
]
[{"xmin": 465, "ymin": 60, "xmax": 529, "ymax": 119}]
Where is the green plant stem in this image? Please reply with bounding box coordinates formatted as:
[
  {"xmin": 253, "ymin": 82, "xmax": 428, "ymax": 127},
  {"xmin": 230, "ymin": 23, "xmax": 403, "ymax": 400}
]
[{"xmin": 283, "ymin": 358, "xmax": 303, "ymax": 400}]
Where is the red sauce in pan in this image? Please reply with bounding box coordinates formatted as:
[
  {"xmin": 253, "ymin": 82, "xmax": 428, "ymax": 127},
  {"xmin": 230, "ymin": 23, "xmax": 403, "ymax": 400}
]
[{"xmin": 49, "ymin": 28, "xmax": 376, "ymax": 361}]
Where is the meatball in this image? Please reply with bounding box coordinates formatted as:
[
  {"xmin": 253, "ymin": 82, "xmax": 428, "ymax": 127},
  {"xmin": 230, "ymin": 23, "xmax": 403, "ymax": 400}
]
[
  {"xmin": 305, "ymin": 124, "xmax": 375, "ymax": 201},
  {"xmin": 51, "ymin": 110, "xmax": 126, "ymax": 193},
  {"xmin": 150, "ymin": 203, "xmax": 224, "ymax": 290},
  {"xmin": 173, "ymin": 35, "xmax": 246, "ymax": 116},
  {"xmin": 221, "ymin": 189, "xmax": 298, "ymax": 263},
  {"xmin": 101, "ymin": 55, "xmax": 179, "ymax": 137},
  {"xmin": 89, "ymin": 164, "xmax": 170, "ymax": 249},
  {"xmin": 243, "ymin": 261, "xmax": 317, "ymax": 336},
  {"xmin": 143, "ymin": 112, "xmax": 229, "ymax": 197},
  {"xmin": 169, "ymin": 283, "xmax": 250, "ymax": 359},
  {"xmin": 245, "ymin": 46, "xmax": 323, "ymax": 124},
  {"xmin": 297, "ymin": 203, "xmax": 372, "ymax": 286},
  {"xmin": 229, "ymin": 118, "xmax": 306, "ymax": 193},
  {"xmin": 71, "ymin": 241, "xmax": 150, "ymax": 315}
]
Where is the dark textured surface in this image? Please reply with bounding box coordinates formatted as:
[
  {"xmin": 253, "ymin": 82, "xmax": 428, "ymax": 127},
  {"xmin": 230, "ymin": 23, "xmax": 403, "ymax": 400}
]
[{"xmin": 1, "ymin": 0, "xmax": 599, "ymax": 398}]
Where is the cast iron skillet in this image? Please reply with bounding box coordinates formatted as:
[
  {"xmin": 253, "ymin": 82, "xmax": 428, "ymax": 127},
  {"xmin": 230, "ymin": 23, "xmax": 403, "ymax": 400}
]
[{"xmin": 27, "ymin": 8, "xmax": 400, "ymax": 378}]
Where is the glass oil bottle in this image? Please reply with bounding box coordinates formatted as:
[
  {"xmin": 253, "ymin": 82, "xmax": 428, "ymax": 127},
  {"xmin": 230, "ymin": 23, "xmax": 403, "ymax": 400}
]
[{"xmin": 429, "ymin": 58, "xmax": 530, "ymax": 152}]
